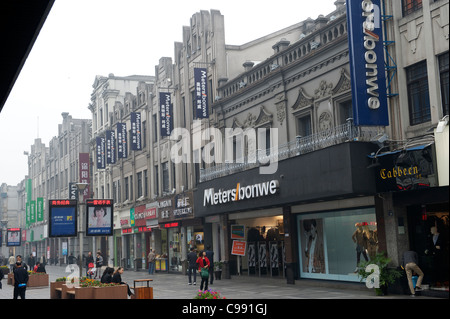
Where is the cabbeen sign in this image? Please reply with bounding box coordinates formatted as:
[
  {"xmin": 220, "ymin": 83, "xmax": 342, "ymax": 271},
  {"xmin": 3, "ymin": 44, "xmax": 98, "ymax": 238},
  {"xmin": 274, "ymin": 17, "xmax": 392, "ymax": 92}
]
[{"xmin": 346, "ymin": 0, "xmax": 389, "ymax": 126}]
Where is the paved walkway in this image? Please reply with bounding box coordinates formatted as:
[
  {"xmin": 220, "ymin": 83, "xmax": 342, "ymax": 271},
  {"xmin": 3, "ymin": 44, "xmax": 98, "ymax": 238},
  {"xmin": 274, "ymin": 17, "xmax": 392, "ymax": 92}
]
[{"xmin": 2, "ymin": 265, "xmax": 441, "ymax": 300}]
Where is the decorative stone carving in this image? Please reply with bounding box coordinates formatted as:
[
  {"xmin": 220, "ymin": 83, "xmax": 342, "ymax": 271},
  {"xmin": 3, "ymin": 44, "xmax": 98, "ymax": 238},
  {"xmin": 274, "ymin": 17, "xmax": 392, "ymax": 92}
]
[
  {"xmin": 275, "ymin": 93, "xmax": 286, "ymax": 125},
  {"xmin": 314, "ymin": 80, "xmax": 333, "ymax": 99},
  {"xmin": 318, "ymin": 111, "xmax": 333, "ymax": 132},
  {"xmin": 291, "ymin": 88, "xmax": 314, "ymax": 110},
  {"xmin": 332, "ymin": 68, "xmax": 352, "ymax": 95},
  {"xmin": 403, "ymin": 20, "xmax": 422, "ymax": 54},
  {"xmin": 255, "ymin": 106, "xmax": 273, "ymax": 127}
]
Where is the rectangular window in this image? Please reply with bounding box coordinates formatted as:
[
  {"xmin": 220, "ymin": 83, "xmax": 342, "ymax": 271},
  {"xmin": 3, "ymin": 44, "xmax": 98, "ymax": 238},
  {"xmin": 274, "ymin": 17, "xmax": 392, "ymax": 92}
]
[
  {"xmin": 154, "ymin": 165, "xmax": 159, "ymax": 196},
  {"xmin": 339, "ymin": 100, "xmax": 353, "ymax": 125},
  {"xmin": 162, "ymin": 162, "xmax": 169, "ymax": 193},
  {"xmin": 144, "ymin": 169, "xmax": 148, "ymax": 197},
  {"xmin": 402, "ymin": 0, "xmax": 422, "ymax": 16},
  {"xmin": 406, "ymin": 61, "xmax": 431, "ymax": 125},
  {"xmin": 439, "ymin": 52, "xmax": 449, "ymax": 116},
  {"xmin": 297, "ymin": 207, "xmax": 377, "ymax": 282},
  {"xmin": 297, "ymin": 115, "xmax": 312, "ymax": 137},
  {"xmin": 137, "ymin": 171, "xmax": 143, "ymax": 198},
  {"xmin": 124, "ymin": 177, "xmax": 129, "ymax": 201}
]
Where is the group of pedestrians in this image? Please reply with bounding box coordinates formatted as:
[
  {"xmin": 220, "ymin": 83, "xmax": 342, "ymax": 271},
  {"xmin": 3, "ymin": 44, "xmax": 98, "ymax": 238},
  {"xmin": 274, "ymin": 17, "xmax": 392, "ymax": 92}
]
[
  {"xmin": 99, "ymin": 266, "xmax": 135, "ymax": 298},
  {"xmin": 187, "ymin": 246, "xmax": 214, "ymax": 291},
  {"xmin": 1, "ymin": 254, "xmax": 46, "ymax": 299}
]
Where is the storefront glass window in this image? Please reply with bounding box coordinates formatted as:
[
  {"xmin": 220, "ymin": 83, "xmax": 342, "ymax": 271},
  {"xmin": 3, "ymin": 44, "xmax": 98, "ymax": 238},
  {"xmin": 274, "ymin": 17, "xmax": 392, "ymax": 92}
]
[{"xmin": 297, "ymin": 207, "xmax": 377, "ymax": 281}]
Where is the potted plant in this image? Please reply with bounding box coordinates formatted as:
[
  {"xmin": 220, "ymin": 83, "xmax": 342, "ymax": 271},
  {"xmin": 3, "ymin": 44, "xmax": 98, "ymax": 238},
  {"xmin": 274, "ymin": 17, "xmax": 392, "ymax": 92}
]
[
  {"xmin": 357, "ymin": 252, "xmax": 403, "ymax": 296},
  {"xmin": 0, "ymin": 266, "xmax": 9, "ymax": 275},
  {"xmin": 213, "ymin": 261, "xmax": 223, "ymax": 280},
  {"xmin": 194, "ymin": 289, "xmax": 226, "ymax": 299}
]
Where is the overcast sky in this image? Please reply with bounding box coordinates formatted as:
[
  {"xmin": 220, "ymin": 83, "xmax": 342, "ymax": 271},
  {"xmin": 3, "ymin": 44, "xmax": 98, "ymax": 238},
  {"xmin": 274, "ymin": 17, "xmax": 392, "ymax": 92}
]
[{"xmin": 0, "ymin": 0, "xmax": 337, "ymax": 186}]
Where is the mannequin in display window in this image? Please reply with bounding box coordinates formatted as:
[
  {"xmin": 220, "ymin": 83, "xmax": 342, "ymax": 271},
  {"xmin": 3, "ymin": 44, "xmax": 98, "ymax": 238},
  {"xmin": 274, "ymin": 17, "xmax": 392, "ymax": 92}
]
[
  {"xmin": 425, "ymin": 226, "xmax": 446, "ymax": 285},
  {"xmin": 352, "ymin": 223, "xmax": 369, "ymax": 271}
]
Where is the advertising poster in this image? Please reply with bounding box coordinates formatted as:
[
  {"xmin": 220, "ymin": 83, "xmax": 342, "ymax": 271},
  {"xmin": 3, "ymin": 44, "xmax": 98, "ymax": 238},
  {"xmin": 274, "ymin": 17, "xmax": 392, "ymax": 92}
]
[
  {"xmin": 86, "ymin": 199, "xmax": 113, "ymax": 236},
  {"xmin": 231, "ymin": 225, "xmax": 245, "ymax": 240},
  {"xmin": 7, "ymin": 228, "xmax": 21, "ymax": 247},
  {"xmin": 300, "ymin": 218, "xmax": 325, "ymax": 273},
  {"xmin": 106, "ymin": 130, "xmax": 116, "ymax": 164},
  {"xmin": 96, "ymin": 136, "xmax": 106, "ymax": 169},
  {"xmin": 48, "ymin": 200, "xmax": 78, "ymax": 237},
  {"xmin": 231, "ymin": 240, "xmax": 247, "ymax": 256}
]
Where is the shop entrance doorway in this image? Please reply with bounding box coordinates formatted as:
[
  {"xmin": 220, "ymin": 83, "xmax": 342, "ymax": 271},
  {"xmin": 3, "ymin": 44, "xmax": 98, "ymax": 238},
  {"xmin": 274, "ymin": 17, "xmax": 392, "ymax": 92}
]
[{"xmin": 408, "ymin": 203, "xmax": 449, "ymax": 292}]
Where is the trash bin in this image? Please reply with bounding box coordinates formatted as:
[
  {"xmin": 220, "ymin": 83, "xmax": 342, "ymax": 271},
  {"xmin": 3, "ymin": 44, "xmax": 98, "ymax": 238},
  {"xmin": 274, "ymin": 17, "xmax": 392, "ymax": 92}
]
[{"xmin": 133, "ymin": 279, "xmax": 153, "ymax": 299}]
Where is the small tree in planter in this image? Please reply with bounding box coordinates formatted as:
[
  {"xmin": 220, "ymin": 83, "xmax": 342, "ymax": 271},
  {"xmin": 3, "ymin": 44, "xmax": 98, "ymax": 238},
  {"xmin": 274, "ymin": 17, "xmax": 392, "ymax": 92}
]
[
  {"xmin": 357, "ymin": 252, "xmax": 403, "ymax": 296},
  {"xmin": 214, "ymin": 262, "xmax": 223, "ymax": 280}
]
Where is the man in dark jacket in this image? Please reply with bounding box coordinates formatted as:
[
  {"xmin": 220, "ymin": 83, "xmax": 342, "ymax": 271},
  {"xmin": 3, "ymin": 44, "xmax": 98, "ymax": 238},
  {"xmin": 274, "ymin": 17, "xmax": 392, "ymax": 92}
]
[
  {"xmin": 13, "ymin": 262, "xmax": 29, "ymax": 299},
  {"xmin": 187, "ymin": 248, "xmax": 198, "ymax": 285}
]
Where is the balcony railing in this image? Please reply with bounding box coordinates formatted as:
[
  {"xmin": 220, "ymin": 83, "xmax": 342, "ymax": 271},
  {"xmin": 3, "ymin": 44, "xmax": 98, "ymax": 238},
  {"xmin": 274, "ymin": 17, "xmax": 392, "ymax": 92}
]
[{"xmin": 199, "ymin": 120, "xmax": 380, "ymax": 182}]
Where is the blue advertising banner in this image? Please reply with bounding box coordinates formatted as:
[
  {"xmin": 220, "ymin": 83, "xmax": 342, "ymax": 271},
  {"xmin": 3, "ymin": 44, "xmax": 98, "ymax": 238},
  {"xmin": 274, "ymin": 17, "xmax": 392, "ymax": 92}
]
[
  {"xmin": 117, "ymin": 123, "xmax": 128, "ymax": 158},
  {"xmin": 131, "ymin": 112, "xmax": 142, "ymax": 150},
  {"xmin": 96, "ymin": 136, "xmax": 106, "ymax": 169},
  {"xmin": 194, "ymin": 68, "xmax": 209, "ymax": 118},
  {"xmin": 48, "ymin": 200, "xmax": 78, "ymax": 238},
  {"xmin": 160, "ymin": 92, "xmax": 173, "ymax": 137},
  {"xmin": 106, "ymin": 130, "xmax": 116, "ymax": 164},
  {"xmin": 346, "ymin": 0, "xmax": 389, "ymax": 126}
]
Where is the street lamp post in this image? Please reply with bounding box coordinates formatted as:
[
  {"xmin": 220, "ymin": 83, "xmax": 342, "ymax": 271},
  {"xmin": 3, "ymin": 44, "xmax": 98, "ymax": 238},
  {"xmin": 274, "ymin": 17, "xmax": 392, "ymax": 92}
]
[{"xmin": 76, "ymin": 183, "xmax": 88, "ymax": 278}]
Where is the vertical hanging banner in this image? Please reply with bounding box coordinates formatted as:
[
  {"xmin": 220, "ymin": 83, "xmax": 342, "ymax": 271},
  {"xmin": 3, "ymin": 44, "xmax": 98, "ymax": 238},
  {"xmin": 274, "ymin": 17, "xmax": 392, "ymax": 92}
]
[
  {"xmin": 117, "ymin": 123, "xmax": 128, "ymax": 158},
  {"xmin": 194, "ymin": 68, "xmax": 209, "ymax": 118},
  {"xmin": 96, "ymin": 136, "xmax": 106, "ymax": 169},
  {"xmin": 131, "ymin": 112, "xmax": 142, "ymax": 150},
  {"xmin": 106, "ymin": 130, "xmax": 116, "ymax": 164},
  {"xmin": 37, "ymin": 197, "xmax": 44, "ymax": 222},
  {"xmin": 79, "ymin": 153, "xmax": 90, "ymax": 199},
  {"xmin": 346, "ymin": 0, "xmax": 389, "ymax": 126},
  {"xmin": 30, "ymin": 200, "xmax": 36, "ymax": 224},
  {"xmin": 160, "ymin": 92, "xmax": 173, "ymax": 137}
]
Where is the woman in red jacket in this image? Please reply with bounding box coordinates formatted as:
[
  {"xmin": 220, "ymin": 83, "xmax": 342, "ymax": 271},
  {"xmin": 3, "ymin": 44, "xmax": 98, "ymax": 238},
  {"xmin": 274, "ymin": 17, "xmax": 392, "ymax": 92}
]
[{"xmin": 196, "ymin": 251, "xmax": 210, "ymax": 291}]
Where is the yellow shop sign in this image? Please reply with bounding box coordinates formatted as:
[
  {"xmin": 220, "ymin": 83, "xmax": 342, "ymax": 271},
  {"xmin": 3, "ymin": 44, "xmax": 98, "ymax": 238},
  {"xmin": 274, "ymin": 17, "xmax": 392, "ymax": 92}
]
[{"xmin": 380, "ymin": 166, "xmax": 419, "ymax": 180}]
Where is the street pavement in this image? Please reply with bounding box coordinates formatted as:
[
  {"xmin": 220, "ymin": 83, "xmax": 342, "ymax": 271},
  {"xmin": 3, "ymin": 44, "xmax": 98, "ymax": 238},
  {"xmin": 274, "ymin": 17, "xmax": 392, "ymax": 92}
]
[{"xmin": 1, "ymin": 264, "xmax": 441, "ymax": 300}]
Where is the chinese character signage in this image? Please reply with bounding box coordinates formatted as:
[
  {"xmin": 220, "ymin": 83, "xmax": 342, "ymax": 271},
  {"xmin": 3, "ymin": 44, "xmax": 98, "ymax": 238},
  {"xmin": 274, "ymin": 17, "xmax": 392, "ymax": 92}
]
[
  {"xmin": 194, "ymin": 68, "xmax": 209, "ymax": 118},
  {"xmin": 37, "ymin": 197, "xmax": 44, "ymax": 222},
  {"xmin": 159, "ymin": 92, "xmax": 173, "ymax": 137},
  {"xmin": 96, "ymin": 136, "xmax": 106, "ymax": 169},
  {"xmin": 86, "ymin": 199, "xmax": 114, "ymax": 236},
  {"xmin": 117, "ymin": 122, "xmax": 128, "ymax": 158},
  {"xmin": 48, "ymin": 200, "xmax": 78, "ymax": 238},
  {"xmin": 106, "ymin": 130, "xmax": 116, "ymax": 164},
  {"xmin": 79, "ymin": 153, "xmax": 90, "ymax": 199},
  {"xmin": 346, "ymin": 0, "xmax": 389, "ymax": 126},
  {"xmin": 131, "ymin": 112, "xmax": 142, "ymax": 151}
]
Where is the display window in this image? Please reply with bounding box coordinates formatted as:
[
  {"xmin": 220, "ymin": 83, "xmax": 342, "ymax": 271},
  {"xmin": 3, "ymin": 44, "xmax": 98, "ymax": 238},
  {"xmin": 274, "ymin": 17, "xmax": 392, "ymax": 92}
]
[{"xmin": 297, "ymin": 207, "xmax": 377, "ymax": 281}]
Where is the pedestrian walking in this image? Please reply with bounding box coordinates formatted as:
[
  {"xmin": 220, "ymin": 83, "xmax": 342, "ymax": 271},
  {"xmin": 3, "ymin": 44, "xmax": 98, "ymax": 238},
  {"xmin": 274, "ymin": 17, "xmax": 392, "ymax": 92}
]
[
  {"xmin": 13, "ymin": 261, "xmax": 29, "ymax": 299},
  {"xmin": 196, "ymin": 251, "xmax": 210, "ymax": 291},
  {"xmin": 148, "ymin": 249, "xmax": 156, "ymax": 275},
  {"xmin": 205, "ymin": 246, "xmax": 214, "ymax": 285},
  {"xmin": 27, "ymin": 254, "xmax": 35, "ymax": 269},
  {"xmin": 95, "ymin": 252, "xmax": 103, "ymax": 279},
  {"xmin": 187, "ymin": 247, "xmax": 198, "ymax": 285},
  {"xmin": 85, "ymin": 251, "xmax": 94, "ymax": 278},
  {"xmin": 8, "ymin": 255, "xmax": 15, "ymax": 272},
  {"xmin": 402, "ymin": 250, "xmax": 424, "ymax": 297}
]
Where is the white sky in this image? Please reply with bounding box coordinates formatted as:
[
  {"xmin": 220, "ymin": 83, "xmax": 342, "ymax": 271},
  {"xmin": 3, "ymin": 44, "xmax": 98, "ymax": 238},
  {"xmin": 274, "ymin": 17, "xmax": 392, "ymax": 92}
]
[{"xmin": 0, "ymin": 0, "xmax": 337, "ymax": 186}]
